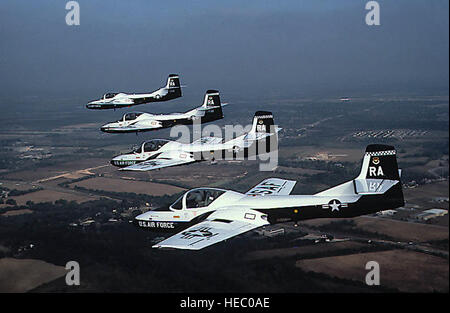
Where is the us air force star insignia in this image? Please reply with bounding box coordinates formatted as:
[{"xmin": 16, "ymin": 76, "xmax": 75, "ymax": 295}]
[
  {"xmin": 329, "ymin": 200, "xmax": 341, "ymax": 211},
  {"xmin": 322, "ymin": 199, "xmax": 348, "ymax": 212}
]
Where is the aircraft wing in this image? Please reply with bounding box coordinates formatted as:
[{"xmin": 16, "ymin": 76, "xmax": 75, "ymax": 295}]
[
  {"xmin": 231, "ymin": 127, "xmax": 281, "ymax": 149},
  {"xmin": 120, "ymin": 156, "xmax": 195, "ymax": 171},
  {"xmin": 245, "ymin": 178, "xmax": 297, "ymax": 196},
  {"xmin": 196, "ymin": 103, "xmax": 229, "ymax": 111},
  {"xmin": 191, "ymin": 136, "xmax": 223, "ymax": 145},
  {"xmin": 153, "ymin": 209, "xmax": 269, "ymax": 250},
  {"xmin": 243, "ymin": 127, "xmax": 282, "ymax": 142}
]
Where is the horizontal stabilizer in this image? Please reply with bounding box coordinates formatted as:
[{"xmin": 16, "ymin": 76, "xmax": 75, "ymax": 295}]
[
  {"xmin": 196, "ymin": 102, "xmax": 228, "ymax": 111},
  {"xmin": 354, "ymin": 179, "xmax": 399, "ymax": 195}
]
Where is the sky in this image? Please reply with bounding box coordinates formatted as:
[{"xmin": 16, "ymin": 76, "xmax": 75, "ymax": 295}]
[{"xmin": 0, "ymin": 0, "xmax": 448, "ymax": 100}]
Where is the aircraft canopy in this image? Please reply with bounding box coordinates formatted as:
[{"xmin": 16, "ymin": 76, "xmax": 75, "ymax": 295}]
[
  {"xmin": 123, "ymin": 112, "xmax": 143, "ymax": 121},
  {"xmin": 170, "ymin": 188, "xmax": 226, "ymax": 210},
  {"xmin": 143, "ymin": 139, "xmax": 169, "ymax": 152},
  {"xmin": 103, "ymin": 93, "xmax": 118, "ymax": 99}
]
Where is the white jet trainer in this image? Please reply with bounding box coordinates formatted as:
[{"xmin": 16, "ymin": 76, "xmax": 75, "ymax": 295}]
[
  {"xmin": 86, "ymin": 74, "xmax": 182, "ymax": 110},
  {"xmin": 100, "ymin": 90, "xmax": 226, "ymax": 133},
  {"xmin": 110, "ymin": 111, "xmax": 279, "ymax": 171},
  {"xmin": 134, "ymin": 144, "xmax": 404, "ymax": 250}
]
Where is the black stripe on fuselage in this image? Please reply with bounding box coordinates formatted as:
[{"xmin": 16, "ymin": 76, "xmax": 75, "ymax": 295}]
[
  {"xmin": 259, "ymin": 184, "xmax": 404, "ymax": 224},
  {"xmin": 101, "ymin": 112, "xmax": 223, "ymax": 133},
  {"xmin": 133, "ymin": 89, "xmax": 182, "ymax": 105},
  {"xmin": 87, "ymin": 90, "xmax": 182, "ymax": 110},
  {"xmin": 159, "ymin": 113, "xmax": 223, "ymax": 128}
]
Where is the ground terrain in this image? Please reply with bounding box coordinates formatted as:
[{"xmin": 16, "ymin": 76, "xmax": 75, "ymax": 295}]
[{"xmin": 0, "ymin": 94, "xmax": 448, "ymax": 292}]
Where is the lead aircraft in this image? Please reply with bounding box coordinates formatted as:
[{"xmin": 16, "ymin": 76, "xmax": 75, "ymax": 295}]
[
  {"xmin": 100, "ymin": 90, "xmax": 226, "ymax": 133},
  {"xmin": 134, "ymin": 144, "xmax": 405, "ymax": 250},
  {"xmin": 86, "ymin": 74, "xmax": 182, "ymax": 110},
  {"xmin": 110, "ymin": 111, "xmax": 279, "ymax": 171}
]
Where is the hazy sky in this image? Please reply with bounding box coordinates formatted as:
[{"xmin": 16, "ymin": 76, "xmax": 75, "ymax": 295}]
[{"xmin": 0, "ymin": 0, "xmax": 448, "ymax": 100}]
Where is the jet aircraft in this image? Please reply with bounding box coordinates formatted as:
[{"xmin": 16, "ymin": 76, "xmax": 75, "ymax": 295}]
[
  {"xmin": 100, "ymin": 90, "xmax": 226, "ymax": 133},
  {"xmin": 110, "ymin": 111, "xmax": 279, "ymax": 171},
  {"xmin": 133, "ymin": 144, "xmax": 405, "ymax": 250},
  {"xmin": 86, "ymin": 74, "xmax": 182, "ymax": 110}
]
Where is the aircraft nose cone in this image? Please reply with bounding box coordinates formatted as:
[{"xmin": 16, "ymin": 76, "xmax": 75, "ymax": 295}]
[
  {"xmin": 86, "ymin": 102, "xmax": 102, "ymax": 109},
  {"xmin": 101, "ymin": 124, "xmax": 116, "ymax": 133}
]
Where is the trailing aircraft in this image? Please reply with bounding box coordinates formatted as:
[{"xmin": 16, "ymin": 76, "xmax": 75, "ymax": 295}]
[
  {"xmin": 110, "ymin": 111, "xmax": 279, "ymax": 170},
  {"xmin": 86, "ymin": 74, "xmax": 182, "ymax": 110},
  {"xmin": 100, "ymin": 90, "xmax": 226, "ymax": 133},
  {"xmin": 133, "ymin": 144, "xmax": 405, "ymax": 250}
]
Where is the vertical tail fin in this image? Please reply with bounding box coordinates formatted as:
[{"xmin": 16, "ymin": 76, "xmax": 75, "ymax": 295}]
[
  {"xmin": 356, "ymin": 144, "xmax": 401, "ymax": 180},
  {"xmin": 352, "ymin": 144, "xmax": 405, "ymax": 210},
  {"xmin": 202, "ymin": 90, "xmax": 221, "ymax": 108},
  {"xmin": 200, "ymin": 90, "xmax": 224, "ymax": 121},
  {"xmin": 165, "ymin": 74, "xmax": 182, "ymax": 99},
  {"xmin": 249, "ymin": 111, "xmax": 276, "ymax": 135},
  {"xmin": 166, "ymin": 74, "xmax": 181, "ymax": 89},
  {"xmin": 247, "ymin": 111, "xmax": 278, "ymax": 155}
]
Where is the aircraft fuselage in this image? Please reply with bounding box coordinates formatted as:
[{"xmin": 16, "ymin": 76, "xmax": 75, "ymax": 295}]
[
  {"xmin": 134, "ymin": 183, "xmax": 404, "ymax": 233},
  {"xmin": 86, "ymin": 87, "xmax": 181, "ymax": 110}
]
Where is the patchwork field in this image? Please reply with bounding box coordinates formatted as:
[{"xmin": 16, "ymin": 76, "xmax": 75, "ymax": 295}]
[
  {"xmin": 403, "ymin": 181, "xmax": 449, "ymax": 208},
  {"xmin": 0, "ymin": 181, "xmax": 36, "ymax": 191},
  {"xmin": 274, "ymin": 166, "xmax": 326, "ymax": 175},
  {"xmin": 245, "ymin": 241, "xmax": 367, "ymax": 261},
  {"xmin": 296, "ymin": 250, "xmax": 449, "ymax": 292},
  {"xmin": 2, "ymin": 158, "xmax": 110, "ymax": 182},
  {"xmin": 69, "ymin": 177, "xmax": 185, "ymax": 196},
  {"xmin": 128, "ymin": 162, "xmax": 250, "ymax": 189},
  {"xmin": 278, "ymin": 146, "xmax": 363, "ymax": 162},
  {"xmin": 0, "ymin": 258, "xmax": 66, "ymax": 293},
  {"xmin": 1, "ymin": 209, "xmax": 33, "ymax": 217},
  {"xmin": 353, "ymin": 217, "xmax": 449, "ymax": 242},
  {"xmin": 10, "ymin": 190, "xmax": 99, "ymax": 206},
  {"xmin": 300, "ymin": 216, "xmax": 449, "ymax": 243}
]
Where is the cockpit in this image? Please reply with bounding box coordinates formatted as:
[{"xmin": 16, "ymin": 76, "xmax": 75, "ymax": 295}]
[
  {"xmin": 103, "ymin": 93, "xmax": 118, "ymax": 100},
  {"xmin": 132, "ymin": 139, "xmax": 170, "ymax": 154},
  {"xmin": 123, "ymin": 112, "xmax": 144, "ymax": 121},
  {"xmin": 170, "ymin": 188, "xmax": 226, "ymax": 210}
]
